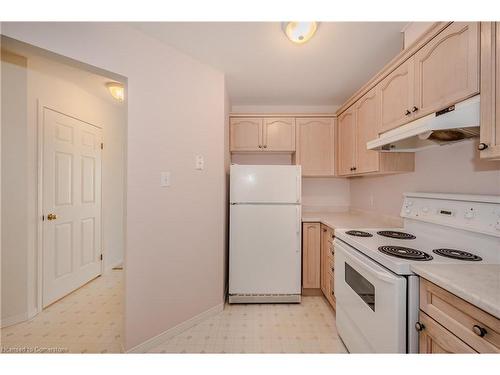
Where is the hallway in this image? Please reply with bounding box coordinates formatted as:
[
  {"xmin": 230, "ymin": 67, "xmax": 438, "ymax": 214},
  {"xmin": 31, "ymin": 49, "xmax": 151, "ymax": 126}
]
[{"xmin": 0, "ymin": 270, "xmax": 123, "ymax": 353}]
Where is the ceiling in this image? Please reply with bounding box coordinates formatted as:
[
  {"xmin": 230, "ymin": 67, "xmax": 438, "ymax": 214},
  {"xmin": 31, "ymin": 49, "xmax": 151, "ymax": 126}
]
[{"xmin": 131, "ymin": 22, "xmax": 407, "ymax": 106}]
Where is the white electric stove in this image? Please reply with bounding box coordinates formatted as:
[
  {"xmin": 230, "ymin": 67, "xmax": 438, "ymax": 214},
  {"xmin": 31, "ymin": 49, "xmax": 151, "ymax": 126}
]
[{"xmin": 333, "ymin": 192, "xmax": 500, "ymax": 354}]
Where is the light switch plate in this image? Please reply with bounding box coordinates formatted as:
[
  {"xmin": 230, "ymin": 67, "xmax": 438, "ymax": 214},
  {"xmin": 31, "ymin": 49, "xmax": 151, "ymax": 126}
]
[
  {"xmin": 160, "ymin": 172, "xmax": 171, "ymax": 187},
  {"xmin": 195, "ymin": 155, "xmax": 204, "ymax": 170}
]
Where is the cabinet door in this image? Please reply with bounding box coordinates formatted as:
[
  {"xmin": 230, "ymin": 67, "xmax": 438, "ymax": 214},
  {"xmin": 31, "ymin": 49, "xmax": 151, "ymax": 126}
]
[
  {"xmin": 337, "ymin": 109, "xmax": 356, "ymax": 176},
  {"xmin": 320, "ymin": 225, "xmax": 328, "ymax": 295},
  {"xmin": 295, "ymin": 118, "xmax": 335, "ymax": 176},
  {"xmin": 414, "ymin": 22, "xmax": 479, "ymax": 118},
  {"xmin": 378, "ymin": 57, "xmax": 415, "ymax": 133},
  {"xmin": 419, "ymin": 312, "xmax": 477, "ymax": 354},
  {"xmin": 355, "ymin": 88, "xmax": 380, "ymax": 174},
  {"xmin": 480, "ymin": 22, "xmax": 500, "ymax": 159},
  {"xmin": 302, "ymin": 223, "xmax": 321, "ymax": 289},
  {"xmin": 230, "ymin": 118, "xmax": 262, "ymax": 151},
  {"xmin": 263, "ymin": 117, "xmax": 295, "ymax": 151}
]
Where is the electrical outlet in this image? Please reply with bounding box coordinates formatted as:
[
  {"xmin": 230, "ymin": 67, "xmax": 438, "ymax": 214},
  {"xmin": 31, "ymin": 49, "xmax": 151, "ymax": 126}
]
[{"xmin": 160, "ymin": 172, "xmax": 171, "ymax": 187}]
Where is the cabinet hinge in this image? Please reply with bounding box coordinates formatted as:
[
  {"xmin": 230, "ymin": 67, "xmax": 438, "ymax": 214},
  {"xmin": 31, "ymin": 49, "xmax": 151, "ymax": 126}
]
[{"xmin": 100, "ymin": 142, "xmax": 104, "ymax": 150}]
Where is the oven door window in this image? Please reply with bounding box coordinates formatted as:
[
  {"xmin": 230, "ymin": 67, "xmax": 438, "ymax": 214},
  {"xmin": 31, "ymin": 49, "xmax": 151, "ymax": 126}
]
[{"xmin": 345, "ymin": 263, "xmax": 375, "ymax": 311}]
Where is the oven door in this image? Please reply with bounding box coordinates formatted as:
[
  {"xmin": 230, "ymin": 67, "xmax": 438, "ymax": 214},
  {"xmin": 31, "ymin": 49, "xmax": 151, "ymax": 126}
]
[{"xmin": 334, "ymin": 239, "xmax": 407, "ymax": 353}]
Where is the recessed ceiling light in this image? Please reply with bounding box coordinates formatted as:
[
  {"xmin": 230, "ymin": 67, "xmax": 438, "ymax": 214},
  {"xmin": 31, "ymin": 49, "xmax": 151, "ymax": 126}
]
[
  {"xmin": 283, "ymin": 22, "xmax": 318, "ymax": 45},
  {"xmin": 106, "ymin": 82, "xmax": 125, "ymax": 102}
]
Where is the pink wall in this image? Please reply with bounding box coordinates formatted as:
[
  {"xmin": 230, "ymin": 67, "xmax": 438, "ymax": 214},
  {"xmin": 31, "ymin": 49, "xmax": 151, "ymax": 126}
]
[
  {"xmin": 350, "ymin": 140, "xmax": 500, "ymax": 217},
  {"xmin": 2, "ymin": 23, "xmax": 228, "ymax": 349}
]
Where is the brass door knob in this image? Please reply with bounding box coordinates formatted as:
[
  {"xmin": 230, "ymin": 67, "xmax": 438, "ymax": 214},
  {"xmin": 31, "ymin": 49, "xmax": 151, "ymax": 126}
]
[{"xmin": 47, "ymin": 213, "xmax": 57, "ymax": 221}]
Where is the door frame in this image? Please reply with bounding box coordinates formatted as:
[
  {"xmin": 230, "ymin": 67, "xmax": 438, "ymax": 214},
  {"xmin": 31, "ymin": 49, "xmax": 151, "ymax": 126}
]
[{"xmin": 36, "ymin": 100, "xmax": 104, "ymax": 312}]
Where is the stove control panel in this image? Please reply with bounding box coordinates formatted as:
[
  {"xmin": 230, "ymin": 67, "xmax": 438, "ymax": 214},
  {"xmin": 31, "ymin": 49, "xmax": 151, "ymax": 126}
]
[{"xmin": 401, "ymin": 195, "xmax": 500, "ymax": 237}]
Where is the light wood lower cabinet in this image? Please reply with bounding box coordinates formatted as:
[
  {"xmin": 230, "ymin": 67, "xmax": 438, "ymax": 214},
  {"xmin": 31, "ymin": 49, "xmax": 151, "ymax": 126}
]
[
  {"xmin": 480, "ymin": 22, "xmax": 500, "ymax": 160},
  {"xmin": 419, "ymin": 311, "xmax": 476, "ymax": 353},
  {"xmin": 304, "ymin": 223, "xmax": 335, "ymax": 308},
  {"xmin": 302, "ymin": 223, "xmax": 321, "ymax": 289},
  {"xmin": 418, "ymin": 278, "xmax": 500, "ymax": 353},
  {"xmin": 295, "ymin": 118, "xmax": 336, "ymax": 176}
]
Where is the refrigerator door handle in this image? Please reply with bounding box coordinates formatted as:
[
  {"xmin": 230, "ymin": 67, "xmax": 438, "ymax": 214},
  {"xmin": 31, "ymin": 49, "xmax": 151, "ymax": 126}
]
[
  {"xmin": 296, "ymin": 206, "xmax": 301, "ymax": 253},
  {"xmin": 296, "ymin": 174, "xmax": 301, "ymax": 203}
]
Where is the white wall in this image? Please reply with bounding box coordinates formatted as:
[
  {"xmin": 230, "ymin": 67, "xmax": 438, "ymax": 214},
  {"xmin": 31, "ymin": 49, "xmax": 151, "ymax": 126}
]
[
  {"xmin": 1, "ymin": 51, "xmax": 29, "ymax": 325},
  {"xmin": 350, "ymin": 140, "xmax": 500, "ymax": 217},
  {"xmin": 302, "ymin": 178, "xmax": 350, "ymax": 212},
  {"xmin": 1, "ymin": 22, "xmax": 228, "ymax": 350}
]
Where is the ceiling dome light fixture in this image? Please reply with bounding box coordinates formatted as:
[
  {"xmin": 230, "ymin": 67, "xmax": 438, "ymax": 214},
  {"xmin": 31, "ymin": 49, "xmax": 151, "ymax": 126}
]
[
  {"xmin": 106, "ymin": 82, "xmax": 125, "ymax": 102},
  {"xmin": 283, "ymin": 22, "xmax": 318, "ymax": 45}
]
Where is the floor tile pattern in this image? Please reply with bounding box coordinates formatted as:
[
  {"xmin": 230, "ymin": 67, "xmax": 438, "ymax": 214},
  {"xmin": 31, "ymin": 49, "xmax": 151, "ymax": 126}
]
[
  {"xmin": 148, "ymin": 296, "xmax": 346, "ymax": 353},
  {"xmin": 0, "ymin": 270, "xmax": 123, "ymax": 354}
]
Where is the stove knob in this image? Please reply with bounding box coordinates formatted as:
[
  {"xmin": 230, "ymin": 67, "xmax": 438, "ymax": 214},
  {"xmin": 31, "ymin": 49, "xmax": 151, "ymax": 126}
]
[
  {"xmin": 405, "ymin": 208, "xmax": 411, "ymax": 214},
  {"xmin": 422, "ymin": 207, "xmax": 429, "ymax": 214}
]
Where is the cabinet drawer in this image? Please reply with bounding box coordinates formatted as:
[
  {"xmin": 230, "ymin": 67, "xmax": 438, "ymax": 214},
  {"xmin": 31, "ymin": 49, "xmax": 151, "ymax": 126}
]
[
  {"xmin": 419, "ymin": 311, "xmax": 477, "ymax": 353},
  {"xmin": 420, "ymin": 278, "xmax": 500, "ymax": 353}
]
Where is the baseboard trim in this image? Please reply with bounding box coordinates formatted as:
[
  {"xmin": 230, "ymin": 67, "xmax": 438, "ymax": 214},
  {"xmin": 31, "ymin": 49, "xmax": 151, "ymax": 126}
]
[
  {"xmin": 126, "ymin": 303, "xmax": 224, "ymax": 353},
  {"xmin": 0, "ymin": 312, "xmax": 28, "ymax": 329}
]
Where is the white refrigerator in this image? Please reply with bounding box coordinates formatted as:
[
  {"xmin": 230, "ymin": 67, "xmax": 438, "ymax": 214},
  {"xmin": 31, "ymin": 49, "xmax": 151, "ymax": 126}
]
[{"xmin": 229, "ymin": 164, "xmax": 302, "ymax": 304}]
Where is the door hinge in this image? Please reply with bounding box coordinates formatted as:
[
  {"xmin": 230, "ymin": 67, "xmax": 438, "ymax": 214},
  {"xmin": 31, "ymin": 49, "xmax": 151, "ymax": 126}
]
[
  {"xmin": 100, "ymin": 142, "xmax": 104, "ymax": 150},
  {"xmin": 100, "ymin": 254, "xmax": 103, "ymax": 261}
]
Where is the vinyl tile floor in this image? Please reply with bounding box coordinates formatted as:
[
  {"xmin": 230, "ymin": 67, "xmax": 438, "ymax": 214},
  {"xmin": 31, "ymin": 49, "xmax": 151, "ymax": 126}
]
[
  {"xmin": 148, "ymin": 296, "xmax": 347, "ymax": 354},
  {"xmin": 0, "ymin": 269, "xmax": 124, "ymax": 354}
]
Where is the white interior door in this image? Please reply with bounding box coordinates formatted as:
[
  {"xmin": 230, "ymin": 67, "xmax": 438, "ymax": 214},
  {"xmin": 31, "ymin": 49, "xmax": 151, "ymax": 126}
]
[
  {"xmin": 229, "ymin": 204, "xmax": 301, "ymax": 295},
  {"xmin": 42, "ymin": 108, "xmax": 102, "ymax": 307}
]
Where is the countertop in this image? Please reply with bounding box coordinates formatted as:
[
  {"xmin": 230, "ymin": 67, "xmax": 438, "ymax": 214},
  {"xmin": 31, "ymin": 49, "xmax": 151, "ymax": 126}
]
[
  {"xmin": 301, "ymin": 209, "xmax": 403, "ymax": 230},
  {"xmin": 411, "ymin": 264, "xmax": 500, "ymax": 319}
]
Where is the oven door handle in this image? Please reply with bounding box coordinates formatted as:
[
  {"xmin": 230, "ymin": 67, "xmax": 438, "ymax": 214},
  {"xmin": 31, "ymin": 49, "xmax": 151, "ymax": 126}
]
[{"xmin": 335, "ymin": 240, "xmax": 402, "ymax": 284}]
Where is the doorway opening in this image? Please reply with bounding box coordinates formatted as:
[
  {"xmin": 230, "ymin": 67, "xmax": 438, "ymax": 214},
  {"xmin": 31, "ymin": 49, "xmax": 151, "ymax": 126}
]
[{"xmin": 1, "ymin": 36, "xmax": 127, "ymax": 353}]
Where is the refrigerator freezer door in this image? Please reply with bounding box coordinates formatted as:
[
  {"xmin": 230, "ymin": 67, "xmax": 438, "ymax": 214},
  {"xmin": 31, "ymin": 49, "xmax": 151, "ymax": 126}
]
[
  {"xmin": 229, "ymin": 204, "xmax": 301, "ymax": 295},
  {"xmin": 230, "ymin": 164, "xmax": 301, "ymax": 204}
]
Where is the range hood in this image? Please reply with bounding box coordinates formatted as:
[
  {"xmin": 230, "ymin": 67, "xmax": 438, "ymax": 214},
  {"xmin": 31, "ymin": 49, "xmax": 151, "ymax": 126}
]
[{"xmin": 367, "ymin": 95, "xmax": 480, "ymax": 152}]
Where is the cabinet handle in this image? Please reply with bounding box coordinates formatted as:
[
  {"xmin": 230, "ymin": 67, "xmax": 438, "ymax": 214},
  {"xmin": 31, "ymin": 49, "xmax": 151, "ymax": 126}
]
[
  {"xmin": 331, "ymin": 267, "xmax": 334, "ymax": 272},
  {"xmin": 412, "ymin": 106, "xmax": 419, "ymax": 112},
  {"xmin": 472, "ymin": 325, "xmax": 487, "ymax": 337},
  {"xmin": 258, "ymin": 145, "xmax": 262, "ymax": 148},
  {"xmin": 352, "ymin": 167, "xmax": 357, "ymax": 171},
  {"xmin": 415, "ymin": 322, "xmax": 425, "ymax": 332},
  {"xmin": 263, "ymin": 145, "xmax": 267, "ymax": 148},
  {"xmin": 405, "ymin": 109, "xmax": 411, "ymax": 116},
  {"xmin": 478, "ymin": 143, "xmax": 489, "ymax": 151}
]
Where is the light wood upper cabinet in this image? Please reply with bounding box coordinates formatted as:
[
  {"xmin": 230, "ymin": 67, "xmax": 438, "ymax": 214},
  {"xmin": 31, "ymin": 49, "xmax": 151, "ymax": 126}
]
[
  {"xmin": 230, "ymin": 117, "xmax": 296, "ymax": 152},
  {"xmin": 302, "ymin": 223, "xmax": 321, "ymax": 289},
  {"xmin": 355, "ymin": 88, "xmax": 380, "ymax": 174},
  {"xmin": 413, "ymin": 22, "xmax": 479, "ymax": 118},
  {"xmin": 230, "ymin": 117, "xmax": 262, "ymax": 151},
  {"xmin": 480, "ymin": 22, "xmax": 500, "ymax": 159},
  {"xmin": 295, "ymin": 118, "xmax": 335, "ymax": 176},
  {"xmin": 378, "ymin": 57, "xmax": 415, "ymax": 133},
  {"xmin": 263, "ymin": 117, "xmax": 295, "ymax": 151},
  {"xmin": 337, "ymin": 109, "xmax": 356, "ymax": 176}
]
